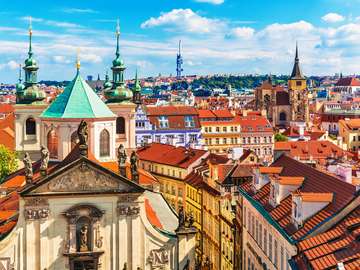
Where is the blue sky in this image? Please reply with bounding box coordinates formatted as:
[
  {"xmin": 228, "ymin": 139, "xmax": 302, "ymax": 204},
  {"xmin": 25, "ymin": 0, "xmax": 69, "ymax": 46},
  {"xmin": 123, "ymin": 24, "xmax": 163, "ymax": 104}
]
[{"xmin": 0, "ymin": 0, "xmax": 360, "ymax": 82}]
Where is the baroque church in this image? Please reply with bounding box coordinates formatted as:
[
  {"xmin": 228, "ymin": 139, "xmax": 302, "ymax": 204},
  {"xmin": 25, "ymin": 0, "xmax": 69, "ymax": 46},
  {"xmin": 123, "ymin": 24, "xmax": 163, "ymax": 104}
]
[
  {"xmin": 0, "ymin": 23, "xmax": 196, "ymax": 270},
  {"xmin": 255, "ymin": 44, "xmax": 309, "ymax": 127}
]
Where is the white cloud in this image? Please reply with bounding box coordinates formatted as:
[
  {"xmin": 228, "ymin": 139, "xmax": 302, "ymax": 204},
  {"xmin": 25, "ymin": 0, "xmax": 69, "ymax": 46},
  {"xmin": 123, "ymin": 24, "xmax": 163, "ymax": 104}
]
[
  {"xmin": 63, "ymin": 8, "xmax": 98, "ymax": 14},
  {"xmin": 194, "ymin": 0, "xmax": 224, "ymax": 4},
  {"xmin": 53, "ymin": 55, "xmax": 72, "ymax": 64},
  {"xmin": 141, "ymin": 9, "xmax": 225, "ymax": 33},
  {"xmin": 229, "ymin": 27, "xmax": 255, "ymax": 39},
  {"xmin": 19, "ymin": 16, "xmax": 82, "ymax": 29},
  {"xmin": 0, "ymin": 60, "xmax": 20, "ymax": 70},
  {"xmin": 322, "ymin": 13, "xmax": 345, "ymax": 23}
]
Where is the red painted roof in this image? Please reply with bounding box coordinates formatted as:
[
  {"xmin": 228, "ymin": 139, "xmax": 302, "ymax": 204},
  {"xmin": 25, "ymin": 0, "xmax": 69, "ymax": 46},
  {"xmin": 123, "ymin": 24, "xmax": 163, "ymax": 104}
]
[
  {"xmin": 137, "ymin": 143, "xmax": 207, "ymax": 169},
  {"xmin": 0, "ymin": 104, "xmax": 13, "ymax": 114},
  {"xmin": 197, "ymin": 109, "xmax": 216, "ymax": 119}
]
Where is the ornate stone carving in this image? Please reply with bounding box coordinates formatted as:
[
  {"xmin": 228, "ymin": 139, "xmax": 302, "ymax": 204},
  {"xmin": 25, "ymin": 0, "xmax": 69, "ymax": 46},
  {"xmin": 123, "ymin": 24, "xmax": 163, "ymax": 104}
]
[
  {"xmin": 0, "ymin": 258, "xmax": 14, "ymax": 270},
  {"xmin": 33, "ymin": 164, "xmax": 123, "ymax": 194},
  {"xmin": 23, "ymin": 152, "xmax": 33, "ymax": 183},
  {"xmin": 95, "ymin": 224, "xmax": 103, "ymax": 249},
  {"xmin": 147, "ymin": 248, "xmax": 169, "ymax": 269},
  {"xmin": 130, "ymin": 151, "xmax": 139, "ymax": 183},
  {"xmin": 40, "ymin": 145, "xmax": 49, "ymax": 175},
  {"xmin": 117, "ymin": 205, "xmax": 140, "ymax": 216},
  {"xmin": 118, "ymin": 194, "xmax": 140, "ymax": 203},
  {"xmin": 24, "ymin": 198, "xmax": 50, "ymax": 220}
]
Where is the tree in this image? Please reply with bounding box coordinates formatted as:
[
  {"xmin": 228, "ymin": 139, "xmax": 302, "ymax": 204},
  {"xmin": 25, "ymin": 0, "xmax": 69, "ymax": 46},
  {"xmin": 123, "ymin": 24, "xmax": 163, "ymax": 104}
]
[
  {"xmin": 0, "ymin": 145, "xmax": 18, "ymax": 182},
  {"xmin": 274, "ymin": 133, "xmax": 288, "ymax": 142}
]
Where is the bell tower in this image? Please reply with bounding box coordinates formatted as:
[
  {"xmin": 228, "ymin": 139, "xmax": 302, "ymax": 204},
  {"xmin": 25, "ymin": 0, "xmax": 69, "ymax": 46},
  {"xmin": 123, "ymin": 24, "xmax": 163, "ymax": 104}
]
[{"xmin": 288, "ymin": 43, "xmax": 309, "ymax": 123}]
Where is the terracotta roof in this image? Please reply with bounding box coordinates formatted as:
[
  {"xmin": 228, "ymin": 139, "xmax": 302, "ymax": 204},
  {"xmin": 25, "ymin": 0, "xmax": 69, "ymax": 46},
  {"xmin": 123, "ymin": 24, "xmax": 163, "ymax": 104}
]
[
  {"xmin": 0, "ymin": 104, "xmax": 13, "ymax": 114},
  {"xmin": 259, "ymin": 167, "xmax": 283, "ymax": 174},
  {"xmin": 0, "ymin": 113, "xmax": 15, "ymax": 150},
  {"xmin": 236, "ymin": 115, "xmax": 273, "ymax": 133},
  {"xmin": 240, "ymin": 155, "xmax": 357, "ymax": 241},
  {"xmin": 144, "ymin": 198, "xmax": 163, "ymax": 229},
  {"xmin": 294, "ymin": 205, "xmax": 360, "ymax": 270},
  {"xmin": 184, "ymin": 171, "xmax": 221, "ymax": 196},
  {"xmin": 277, "ymin": 176, "xmax": 304, "ymax": 186},
  {"xmin": 335, "ymin": 77, "xmax": 360, "ymax": 87},
  {"xmin": 294, "ymin": 191, "xmax": 333, "ymax": 202},
  {"xmin": 274, "ymin": 141, "xmax": 352, "ymax": 164},
  {"xmin": 197, "ymin": 109, "xmax": 216, "ymax": 119},
  {"xmin": 339, "ymin": 118, "xmax": 360, "ymax": 130},
  {"xmin": 137, "ymin": 143, "xmax": 207, "ymax": 169}
]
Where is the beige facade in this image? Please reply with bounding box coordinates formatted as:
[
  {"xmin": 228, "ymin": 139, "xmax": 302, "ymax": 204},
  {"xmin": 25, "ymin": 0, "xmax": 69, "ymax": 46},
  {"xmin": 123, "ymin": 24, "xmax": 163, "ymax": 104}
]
[{"xmin": 0, "ymin": 158, "xmax": 196, "ymax": 270}]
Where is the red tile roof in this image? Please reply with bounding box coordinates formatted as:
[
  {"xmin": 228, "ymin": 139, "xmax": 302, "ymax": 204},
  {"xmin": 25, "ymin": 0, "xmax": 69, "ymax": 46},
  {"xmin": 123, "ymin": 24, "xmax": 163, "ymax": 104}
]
[
  {"xmin": 236, "ymin": 115, "xmax": 273, "ymax": 133},
  {"xmin": 0, "ymin": 104, "xmax": 13, "ymax": 114},
  {"xmin": 240, "ymin": 155, "xmax": 356, "ymax": 241},
  {"xmin": 137, "ymin": 143, "xmax": 207, "ymax": 169},
  {"xmin": 274, "ymin": 141, "xmax": 352, "ymax": 164},
  {"xmin": 295, "ymin": 205, "xmax": 360, "ymax": 270},
  {"xmin": 335, "ymin": 77, "xmax": 360, "ymax": 87},
  {"xmin": 0, "ymin": 113, "xmax": 15, "ymax": 150}
]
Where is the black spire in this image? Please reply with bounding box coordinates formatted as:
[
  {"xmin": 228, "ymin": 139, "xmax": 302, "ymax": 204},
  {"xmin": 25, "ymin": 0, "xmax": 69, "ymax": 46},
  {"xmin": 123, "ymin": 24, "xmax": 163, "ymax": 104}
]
[{"xmin": 290, "ymin": 43, "xmax": 304, "ymax": 79}]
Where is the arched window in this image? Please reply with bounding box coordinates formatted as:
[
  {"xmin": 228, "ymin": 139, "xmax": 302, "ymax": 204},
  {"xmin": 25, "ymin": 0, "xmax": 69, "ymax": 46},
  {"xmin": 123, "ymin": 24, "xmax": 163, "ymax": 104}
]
[
  {"xmin": 279, "ymin": 112, "xmax": 287, "ymax": 121},
  {"xmin": 47, "ymin": 129, "xmax": 58, "ymax": 158},
  {"xmin": 71, "ymin": 131, "xmax": 78, "ymax": 150},
  {"xmin": 25, "ymin": 118, "xmax": 36, "ymax": 135},
  {"xmin": 100, "ymin": 129, "xmax": 110, "ymax": 157},
  {"xmin": 116, "ymin": 117, "xmax": 125, "ymax": 134}
]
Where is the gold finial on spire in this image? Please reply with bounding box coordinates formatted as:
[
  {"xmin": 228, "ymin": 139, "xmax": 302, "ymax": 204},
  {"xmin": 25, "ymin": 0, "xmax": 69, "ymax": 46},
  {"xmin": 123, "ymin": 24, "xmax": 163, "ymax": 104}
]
[
  {"xmin": 29, "ymin": 16, "xmax": 32, "ymax": 36},
  {"xmin": 76, "ymin": 48, "xmax": 80, "ymax": 72}
]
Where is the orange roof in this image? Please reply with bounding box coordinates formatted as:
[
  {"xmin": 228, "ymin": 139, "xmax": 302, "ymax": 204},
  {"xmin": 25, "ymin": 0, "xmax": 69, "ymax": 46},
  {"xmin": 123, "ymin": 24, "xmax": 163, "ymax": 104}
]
[
  {"xmin": 274, "ymin": 141, "xmax": 352, "ymax": 162},
  {"xmin": 236, "ymin": 115, "xmax": 273, "ymax": 133},
  {"xmin": 277, "ymin": 176, "xmax": 304, "ymax": 186},
  {"xmin": 340, "ymin": 118, "xmax": 360, "ymax": 129},
  {"xmin": 101, "ymin": 161, "xmax": 158, "ymax": 186},
  {"xmin": 259, "ymin": 167, "xmax": 283, "ymax": 174},
  {"xmin": 0, "ymin": 104, "xmax": 13, "ymax": 114},
  {"xmin": 197, "ymin": 109, "xmax": 216, "ymax": 118},
  {"xmin": 0, "ymin": 113, "xmax": 15, "ymax": 150},
  {"xmin": 0, "ymin": 210, "xmax": 16, "ymax": 221},
  {"xmin": 294, "ymin": 192, "xmax": 334, "ymax": 202},
  {"xmin": 144, "ymin": 198, "xmax": 163, "ymax": 229},
  {"xmin": 137, "ymin": 143, "xmax": 207, "ymax": 169}
]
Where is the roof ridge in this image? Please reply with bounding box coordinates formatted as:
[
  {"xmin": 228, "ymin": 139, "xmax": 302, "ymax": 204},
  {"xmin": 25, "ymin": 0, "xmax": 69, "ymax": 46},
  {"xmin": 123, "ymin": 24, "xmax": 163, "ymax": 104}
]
[{"xmin": 78, "ymin": 74, "xmax": 95, "ymax": 117}]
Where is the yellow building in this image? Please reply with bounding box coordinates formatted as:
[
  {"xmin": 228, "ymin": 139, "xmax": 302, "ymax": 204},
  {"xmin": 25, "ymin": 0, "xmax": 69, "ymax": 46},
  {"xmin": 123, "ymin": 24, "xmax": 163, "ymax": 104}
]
[
  {"xmin": 184, "ymin": 156, "xmax": 236, "ymax": 269},
  {"xmin": 198, "ymin": 109, "xmax": 242, "ymax": 154},
  {"xmin": 137, "ymin": 143, "xmax": 208, "ymax": 212},
  {"xmin": 339, "ymin": 118, "xmax": 360, "ymax": 151}
]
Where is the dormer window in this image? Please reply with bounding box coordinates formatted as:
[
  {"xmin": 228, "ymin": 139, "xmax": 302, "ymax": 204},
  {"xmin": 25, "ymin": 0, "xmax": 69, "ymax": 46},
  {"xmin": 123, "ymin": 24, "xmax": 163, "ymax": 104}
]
[
  {"xmin": 185, "ymin": 116, "xmax": 195, "ymax": 128},
  {"xmin": 159, "ymin": 116, "xmax": 169, "ymax": 128}
]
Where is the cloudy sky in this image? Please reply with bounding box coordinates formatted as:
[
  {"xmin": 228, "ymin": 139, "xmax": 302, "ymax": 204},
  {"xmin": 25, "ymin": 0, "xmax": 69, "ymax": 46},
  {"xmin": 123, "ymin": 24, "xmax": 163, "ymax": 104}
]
[{"xmin": 0, "ymin": 0, "xmax": 359, "ymax": 82}]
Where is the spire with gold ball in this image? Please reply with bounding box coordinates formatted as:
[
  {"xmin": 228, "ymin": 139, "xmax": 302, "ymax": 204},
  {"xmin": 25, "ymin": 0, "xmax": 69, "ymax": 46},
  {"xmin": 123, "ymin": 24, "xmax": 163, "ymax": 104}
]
[
  {"xmin": 16, "ymin": 16, "xmax": 45, "ymax": 104},
  {"xmin": 104, "ymin": 20, "xmax": 133, "ymax": 103}
]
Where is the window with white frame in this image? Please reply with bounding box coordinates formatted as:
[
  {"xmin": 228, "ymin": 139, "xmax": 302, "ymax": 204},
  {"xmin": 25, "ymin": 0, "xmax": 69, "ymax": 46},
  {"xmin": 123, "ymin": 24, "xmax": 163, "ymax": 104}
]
[
  {"xmin": 184, "ymin": 116, "xmax": 195, "ymax": 128},
  {"xmin": 158, "ymin": 116, "xmax": 169, "ymax": 128}
]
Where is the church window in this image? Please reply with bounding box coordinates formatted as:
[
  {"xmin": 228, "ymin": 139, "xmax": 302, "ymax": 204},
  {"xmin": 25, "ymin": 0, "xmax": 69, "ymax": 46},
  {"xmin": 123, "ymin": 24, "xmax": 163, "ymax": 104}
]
[
  {"xmin": 279, "ymin": 112, "xmax": 287, "ymax": 121},
  {"xmin": 47, "ymin": 129, "xmax": 58, "ymax": 158},
  {"xmin": 116, "ymin": 117, "xmax": 125, "ymax": 134},
  {"xmin": 99, "ymin": 129, "xmax": 110, "ymax": 157},
  {"xmin": 25, "ymin": 117, "xmax": 36, "ymax": 135}
]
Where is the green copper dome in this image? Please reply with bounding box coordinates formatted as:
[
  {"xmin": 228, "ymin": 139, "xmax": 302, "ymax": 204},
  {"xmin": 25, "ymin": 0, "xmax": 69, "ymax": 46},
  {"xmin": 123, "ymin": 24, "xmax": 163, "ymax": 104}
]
[
  {"xmin": 104, "ymin": 85, "xmax": 133, "ymax": 103},
  {"xmin": 103, "ymin": 72, "xmax": 113, "ymax": 89},
  {"xmin": 25, "ymin": 56, "xmax": 37, "ymax": 67},
  {"xmin": 112, "ymin": 57, "xmax": 125, "ymax": 68}
]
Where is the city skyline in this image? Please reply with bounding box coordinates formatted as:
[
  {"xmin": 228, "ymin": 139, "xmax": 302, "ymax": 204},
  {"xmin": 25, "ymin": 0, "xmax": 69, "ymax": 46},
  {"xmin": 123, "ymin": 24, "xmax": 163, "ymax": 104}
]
[{"xmin": 0, "ymin": 0, "xmax": 359, "ymax": 82}]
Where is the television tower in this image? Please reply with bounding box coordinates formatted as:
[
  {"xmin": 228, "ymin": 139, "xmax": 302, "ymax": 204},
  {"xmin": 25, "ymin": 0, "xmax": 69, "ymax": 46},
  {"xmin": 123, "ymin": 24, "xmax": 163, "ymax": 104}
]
[{"xmin": 176, "ymin": 40, "xmax": 183, "ymax": 78}]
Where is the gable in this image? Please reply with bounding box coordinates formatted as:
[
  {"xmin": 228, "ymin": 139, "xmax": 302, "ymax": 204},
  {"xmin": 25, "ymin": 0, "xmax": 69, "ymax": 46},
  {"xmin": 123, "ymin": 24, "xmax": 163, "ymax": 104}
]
[{"xmin": 22, "ymin": 159, "xmax": 143, "ymax": 196}]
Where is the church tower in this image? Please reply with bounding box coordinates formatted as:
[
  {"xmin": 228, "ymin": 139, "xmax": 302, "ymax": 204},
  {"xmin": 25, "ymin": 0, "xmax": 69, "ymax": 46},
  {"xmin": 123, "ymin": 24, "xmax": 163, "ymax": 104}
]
[
  {"xmin": 14, "ymin": 18, "xmax": 47, "ymax": 159},
  {"xmin": 103, "ymin": 20, "xmax": 136, "ymax": 150},
  {"xmin": 132, "ymin": 69, "xmax": 142, "ymax": 105},
  {"xmin": 288, "ymin": 44, "xmax": 309, "ymax": 123}
]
